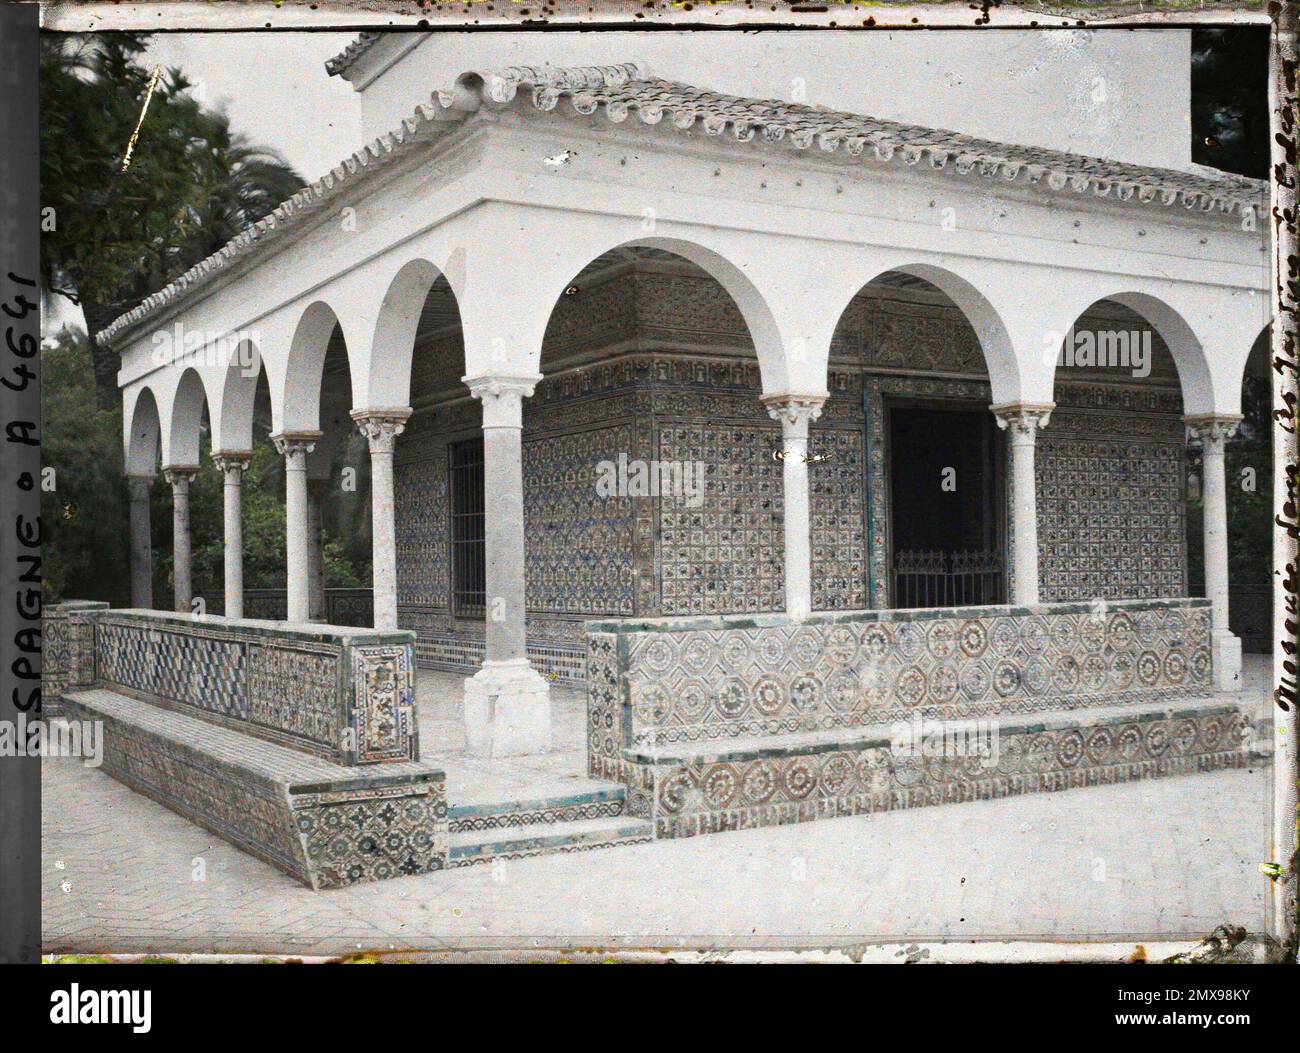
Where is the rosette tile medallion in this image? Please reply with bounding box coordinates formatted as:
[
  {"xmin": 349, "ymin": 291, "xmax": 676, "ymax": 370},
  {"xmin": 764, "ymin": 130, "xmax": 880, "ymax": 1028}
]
[{"xmin": 587, "ymin": 598, "xmax": 1252, "ymax": 839}]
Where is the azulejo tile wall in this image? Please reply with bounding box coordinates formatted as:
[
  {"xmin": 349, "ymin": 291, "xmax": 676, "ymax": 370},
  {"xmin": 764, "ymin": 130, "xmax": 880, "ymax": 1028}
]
[
  {"xmin": 40, "ymin": 600, "xmax": 106, "ymax": 716},
  {"xmin": 589, "ymin": 598, "xmax": 1214, "ymax": 757},
  {"xmin": 633, "ymin": 706, "xmax": 1250, "ymax": 840},
  {"xmin": 586, "ymin": 598, "xmax": 1246, "ymax": 840},
  {"xmin": 92, "ymin": 610, "xmax": 417, "ymax": 766},
  {"xmin": 63, "ymin": 688, "xmax": 448, "ymax": 890},
  {"xmin": 1038, "ymin": 384, "xmax": 1187, "ymax": 601},
  {"xmin": 395, "ymin": 265, "xmax": 1191, "ymax": 678},
  {"xmin": 59, "ymin": 609, "xmax": 446, "ymax": 889}
]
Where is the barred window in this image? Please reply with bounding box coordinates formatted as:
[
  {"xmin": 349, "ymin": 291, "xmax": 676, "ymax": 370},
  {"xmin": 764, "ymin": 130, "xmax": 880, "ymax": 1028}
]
[{"xmin": 449, "ymin": 438, "xmax": 485, "ymax": 617}]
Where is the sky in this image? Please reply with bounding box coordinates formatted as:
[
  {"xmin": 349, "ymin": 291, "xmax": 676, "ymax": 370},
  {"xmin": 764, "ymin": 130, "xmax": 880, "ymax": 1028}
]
[
  {"xmin": 142, "ymin": 32, "xmax": 364, "ymax": 183},
  {"xmin": 46, "ymin": 32, "xmax": 364, "ymax": 337}
]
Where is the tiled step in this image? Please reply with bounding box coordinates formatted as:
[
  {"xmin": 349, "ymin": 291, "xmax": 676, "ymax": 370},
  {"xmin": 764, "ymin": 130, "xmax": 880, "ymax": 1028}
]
[
  {"xmin": 448, "ymin": 783, "xmax": 626, "ymax": 834},
  {"xmin": 448, "ymin": 815, "xmax": 654, "ymax": 867}
]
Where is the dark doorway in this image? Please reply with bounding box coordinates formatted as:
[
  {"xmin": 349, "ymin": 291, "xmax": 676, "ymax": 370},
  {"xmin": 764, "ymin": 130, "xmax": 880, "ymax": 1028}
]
[{"xmin": 888, "ymin": 404, "xmax": 1004, "ymax": 608}]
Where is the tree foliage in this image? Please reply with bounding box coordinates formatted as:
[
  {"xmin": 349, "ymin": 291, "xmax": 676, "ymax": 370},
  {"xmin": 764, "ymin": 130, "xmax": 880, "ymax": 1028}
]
[{"xmin": 40, "ymin": 33, "xmax": 303, "ymax": 401}]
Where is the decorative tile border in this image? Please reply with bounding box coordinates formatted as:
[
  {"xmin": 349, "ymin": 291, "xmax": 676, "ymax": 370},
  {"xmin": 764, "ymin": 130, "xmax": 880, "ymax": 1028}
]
[
  {"xmin": 89, "ymin": 609, "xmax": 418, "ymax": 766},
  {"xmin": 62, "ymin": 689, "xmax": 448, "ymax": 890},
  {"xmin": 615, "ymin": 705, "xmax": 1251, "ymax": 840},
  {"xmin": 40, "ymin": 600, "xmax": 107, "ymax": 716},
  {"xmin": 587, "ymin": 598, "xmax": 1214, "ymax": 756}
]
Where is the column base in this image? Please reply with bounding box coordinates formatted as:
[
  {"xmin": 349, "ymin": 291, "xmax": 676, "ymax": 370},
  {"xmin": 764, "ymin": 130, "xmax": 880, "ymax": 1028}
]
[
  {"xmin": 1211, "ymin": 629, "xmax": 1243, "ymax": 693},
  {"xmin": 464, "ymin": 659, "xmax": 552, "ymax": 757}
]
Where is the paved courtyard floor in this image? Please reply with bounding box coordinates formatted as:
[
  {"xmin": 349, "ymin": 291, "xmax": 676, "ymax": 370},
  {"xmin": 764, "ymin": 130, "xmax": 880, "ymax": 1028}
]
[{"xmin": 41, "ymin": 657, "xmax": 1278, "ymax": 957}]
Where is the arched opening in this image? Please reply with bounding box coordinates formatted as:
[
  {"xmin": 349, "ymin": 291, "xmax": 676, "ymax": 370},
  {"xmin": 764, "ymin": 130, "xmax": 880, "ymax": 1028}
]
[
  {"xmin": 125, "ymin": 386, "xmax": 161, "ymax": 478},
  {"xmin": 160, "ymin": 368, "xmax": 216, "ymax": 612},
  {"xmin": 1050, "ymin": 298, "xmax": 1187, "ymax": 601},
  {"xmin": 388, "ymin": 270, "xmax": 469, "ymax": 640},
  {"xmin": 278, "ymin": 302, "xmax": 369, "ymax": 622},
  {"xmin": 124, "ymin": 387, "xmax": 162, "ymax": 607},
  {"xmin": 830, "ymin": 269, "xmax": 1007, "ymax": 609},
  {"xmin": 532, "ymin": 244, "xmax": 783, "ymax": 624},
  {"xmin": 1224, "ymin": 326, "xmax": 1272, "ymax": 651}
]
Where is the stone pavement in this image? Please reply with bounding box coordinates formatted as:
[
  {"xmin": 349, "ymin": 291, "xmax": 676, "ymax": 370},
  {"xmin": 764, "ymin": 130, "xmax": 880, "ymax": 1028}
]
[{"xmin": 41, "ymin": 658, "xmax": 1277, "ymax": 956}]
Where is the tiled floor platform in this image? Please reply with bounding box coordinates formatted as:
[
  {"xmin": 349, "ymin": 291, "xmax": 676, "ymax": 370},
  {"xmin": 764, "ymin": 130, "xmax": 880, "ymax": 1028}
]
[
  {"xmin": 417, "ymin": 672, "xmax": 595, "ymax": 808},
  {"xmin": 41, "ymin": 656, "xmax": 1279, "ymax": 955}
]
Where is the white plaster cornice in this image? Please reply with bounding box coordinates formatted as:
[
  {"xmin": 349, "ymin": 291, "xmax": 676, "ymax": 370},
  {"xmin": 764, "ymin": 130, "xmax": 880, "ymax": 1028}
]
[{"xmin": 96, "ymin": 62, "xmax": 1267, "ymax": 353}]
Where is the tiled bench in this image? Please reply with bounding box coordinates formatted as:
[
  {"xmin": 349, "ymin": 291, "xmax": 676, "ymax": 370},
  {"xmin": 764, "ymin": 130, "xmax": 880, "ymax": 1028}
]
[
  {"xmin": 49, "ymin": 608, "xmax": 449, "ymax": 887},
  {"xmin": 62, "ymin": 689, "xmax": 447, "ymax": 889},
  {"xmin": 587, "ymin": 598, "xmax": 1256, "ymax": 840}
]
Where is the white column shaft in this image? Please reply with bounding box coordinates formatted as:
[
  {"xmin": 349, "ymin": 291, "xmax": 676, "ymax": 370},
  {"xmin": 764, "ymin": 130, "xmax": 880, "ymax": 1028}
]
[
  {"xmin": 274, "ymin": 435, "xmax": 318, "ymax": 624},
  {"xmin": 992, "ymin": 403, "xmax": 1052, "ymax": 607},
  {"xmin": 483, "ymin": 422, "xmax": 528, "ymax": 661},
  {"xmin": 306, "ymin": 482, "xmax": 325, "ymax": 621},
  {"xmin": 764, "ymin": 394, "xmax": 825, "ymax": 620},
  {"xmin": 127, "ymin": 476, "xmax": 153, "ymax": 609},
  {"xmin": 284, "ymin": 456, "xmax": 308, "ymax": 621},
  {"xmin": 461, "ymin": 375, "xmax": 550, "ymax": 758},
  {"xmin": 352, "ymin": 411, "xmax": 410, "ymax": 633},
  {"xmin": 214, "ymin": 455, "xmax": 249, "ymax": 620},
  {"xmin": 1200, "ymin": 439, "xmax": 1230, "ymax": 631},
  {"xmin": 164, "ymin": 469, "xmax": 196, "ymax": 613},
  {"xmin": 1008, "ymin": 431, "xmax": 1039, "ymax": 606}
]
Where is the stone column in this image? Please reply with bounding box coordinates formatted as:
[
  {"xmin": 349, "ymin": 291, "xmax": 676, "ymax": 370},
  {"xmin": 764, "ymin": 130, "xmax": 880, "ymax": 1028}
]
[
  {"xmin": 306, "ymin": 478, "xmax": 327, "ymax": 621},
  {"xmin": 351, "ymin": 409, "xmax": 412, "ymax": 632},
  {"xmin": 1186, "ymin": 414, "xmax": 1244, "ymax": 691},
  {"xmin": 462, "ymin": 374, "xmax": 550, "ymax": 757},
  {"xmin": 991, "ymin": 403, "xmax": 1053, "ymax": 606},
  {"xmin": 162, "ymin": 466, "xmax": 198, "ymax": 613},
  {"xmin": 763, "ymin": 393, "xmax": 826, "ymax": 620},
  {"xmin": 212, "ymin": 452, "xmax": 251, "ymax": 620},
  {"xmin": 271, "ymin": 433, "xmax": 320, "ymax": 623},
  {"xmin": 127, "ymin": 474, "xmax": 154, "ymax": 609}
]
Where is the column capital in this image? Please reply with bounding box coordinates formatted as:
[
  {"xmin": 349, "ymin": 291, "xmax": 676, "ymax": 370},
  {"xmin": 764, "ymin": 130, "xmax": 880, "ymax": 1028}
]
[
  {"xmin": 270, "ymin": 431, "xmax": 322, "ymax": 459},
  {"xmin": 211, "ymin": 451, "xmax": 252, "ymax": 477},
  {"xmin": 762, "ymin": 392, "xmax": 828, "ymax": 431},
  {"xmin": 126, "ymin": 474, "xmax": 154, "ymax": 495},
  {"xmin": 351, "ymin": 407, "xmax": 413, "ymax": 453},
  {"xmin": 463, "ymin": 373, "xmax": 542, "ymax": 428},
  {"xmin": 161, "ymin": 465, "xmax": 199, "ymax": 488},
  {"xmin": 1184, "ymin": 413, "xmax": 1242, "ymax": 449},
  {"xmin": 991, "ymin": 402, "xmax": 1054, "ymax": 440}
]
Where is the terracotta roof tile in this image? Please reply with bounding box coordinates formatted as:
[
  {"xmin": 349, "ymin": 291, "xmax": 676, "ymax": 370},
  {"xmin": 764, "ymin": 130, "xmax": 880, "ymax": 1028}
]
[{"xmin": 98, "ymin": 62, "xmax": 1266, "ymax": 350}]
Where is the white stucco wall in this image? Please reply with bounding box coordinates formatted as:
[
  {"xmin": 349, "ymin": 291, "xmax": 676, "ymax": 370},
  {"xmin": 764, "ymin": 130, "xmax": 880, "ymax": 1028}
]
[{"xmin": 346, "ymin": 29, "xmax": 1192, "ymax": 170}]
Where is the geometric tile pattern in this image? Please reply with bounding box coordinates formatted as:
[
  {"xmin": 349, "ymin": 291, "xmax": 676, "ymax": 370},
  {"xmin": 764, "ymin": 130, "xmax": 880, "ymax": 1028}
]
[
  {"xmin": 394, "ymin": 412, "xmax": 450, "ymax": 609},
  {"xmin": 60, "ymin": 687, "xmax": 448, "ymax": 890},
  {"xmin": 390, "ymin": 267, "xmax": 1190, "ymax": 684},
  {"xmin": 656, "ymin": 420, "xmax": 783, "ymax": 615},
  {"xmin": 350, "ymin": 645, "xmax": 417, "ymax": 763},
  {"xmin": 592, "ymin": 598, "xmax": 1213, "ymax": 752},
  {"xmin": 632, "ymin": 705, "xmax": 1252, "ymax": 840},
  {"xmin": 40, "ymin": 600, "xmax": 107, "ymax": 717},
  {"xmin": 293, "ymin": 781, "xmax": 447, "ymax": 889},
  {"xmin": 587, "ymin": 600, "xmax": 1243, "ymax": 842},
  {"xmin": 524, "ymin": 425, "xmax": 636, "ymax": 614},
  {"xmin": 91, "ymin": 610, "xmax": 419, "ymax": 766},
  {"xmin": 1038, "ymin": 386, "xmax": 1187, "ymax": 602}
]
